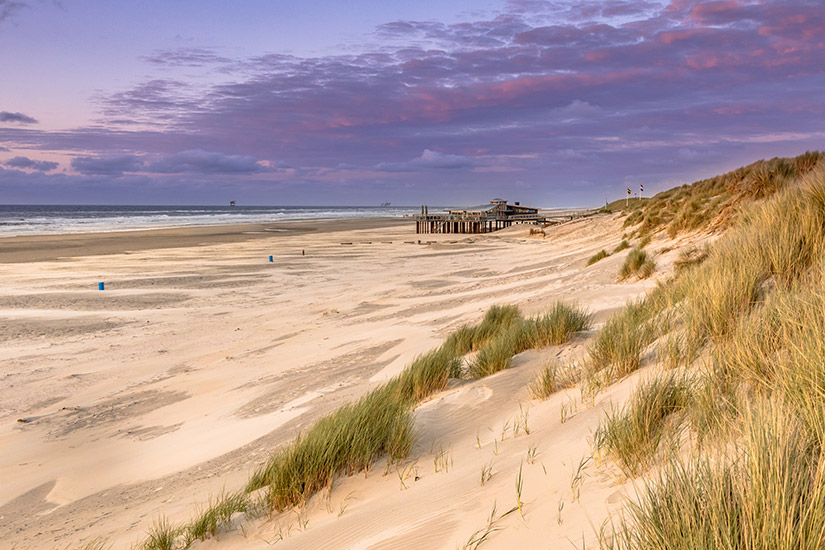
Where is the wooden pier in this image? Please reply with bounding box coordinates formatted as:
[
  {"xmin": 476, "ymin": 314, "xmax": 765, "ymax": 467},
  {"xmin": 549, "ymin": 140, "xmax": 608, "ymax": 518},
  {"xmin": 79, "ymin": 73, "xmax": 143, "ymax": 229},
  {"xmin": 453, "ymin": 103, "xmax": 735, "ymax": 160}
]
[{"xmin": 413, "ymin": 199, "xmax": 547, "ymax": 234}]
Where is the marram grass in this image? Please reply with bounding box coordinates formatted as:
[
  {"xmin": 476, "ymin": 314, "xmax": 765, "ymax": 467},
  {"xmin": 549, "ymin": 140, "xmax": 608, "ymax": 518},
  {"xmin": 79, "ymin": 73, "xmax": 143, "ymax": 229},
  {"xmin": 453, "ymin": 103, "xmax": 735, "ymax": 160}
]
[
  {"xmin": 138, "ymin": 302, "xmax": 593, "ymax": 549},
  {"xmin": 600, "ymin": 161, "xmax": 825, "ymax": 548},
  {"xmin": 594, "ymin": 371, "xmax": 690, "ymax": 475}
]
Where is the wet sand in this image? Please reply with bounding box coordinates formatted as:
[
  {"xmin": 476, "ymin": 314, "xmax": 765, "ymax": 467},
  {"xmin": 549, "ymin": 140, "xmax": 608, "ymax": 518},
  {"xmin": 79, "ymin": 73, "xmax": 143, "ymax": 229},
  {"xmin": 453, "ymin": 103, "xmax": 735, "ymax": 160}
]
[{"xmin": 0, "ymin": 217, "xmax": 407, "ymax": 263}]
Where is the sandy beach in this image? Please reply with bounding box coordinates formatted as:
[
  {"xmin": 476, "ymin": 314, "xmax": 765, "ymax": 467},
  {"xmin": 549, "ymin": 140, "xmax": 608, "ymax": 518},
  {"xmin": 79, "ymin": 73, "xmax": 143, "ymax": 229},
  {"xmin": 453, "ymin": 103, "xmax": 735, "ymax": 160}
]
[{"xmin": 0, "ymin": 214, "xmax": 679, "ymax": 549}]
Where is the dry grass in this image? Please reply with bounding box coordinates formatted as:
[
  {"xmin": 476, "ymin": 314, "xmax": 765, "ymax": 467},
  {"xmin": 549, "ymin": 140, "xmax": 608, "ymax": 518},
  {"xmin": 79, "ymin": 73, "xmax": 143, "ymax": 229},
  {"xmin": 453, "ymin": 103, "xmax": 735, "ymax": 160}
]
[
  {"xmin": 528, "ymin": 362, "xmax": 579, "ymax": 400},
  {"xmin": 609, "ymin": 401, "xmax": 825, "ymax": 550},
  {"xmin": 621, "ymin": 151, "xmax": 823, "ymax": 238},
  {"xmin": 613, "ymin": 240, "xmax": 630, "ymax": 253},
  {"xmin": 618, "ymin": 248, "xmax": 655, "ymax": 280},
  {"xmin": 587, "ymin": 249, "xmax": 610, "ymax": 266},
  {"xmin": 469, "ymin": 303, "xmax": 590, "ymax": 378},
  {"xmin": 601, "ymin": 162, "xmax": 825, "ymax": 547},
  {"xmin": 594, "ymin": 371, "xmax": 690, "ymax": 475},
  {"xmin": 246, "ymin": 384, "xmax": 415, "ymax": 510}
]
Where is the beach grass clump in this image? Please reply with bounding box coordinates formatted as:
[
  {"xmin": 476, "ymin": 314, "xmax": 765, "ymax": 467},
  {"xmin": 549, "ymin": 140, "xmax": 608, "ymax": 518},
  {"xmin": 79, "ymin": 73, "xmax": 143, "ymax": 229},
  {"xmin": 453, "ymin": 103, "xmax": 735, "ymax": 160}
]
[
  {"xmin": 610, "ymin": 401, "xmax": 825, "ymax": 550},
  {"xmin": 468, "ymin": 325, "xmax": 519, "ymax": 378},
  {"xmin": 142, "ymin": 517, "xmax": 179, "ymax": 550},
  {"xmin": 443, "ymin": 304, "xmax": 522, "ymax": 356},
  {"xmin": 620, "ymin": 151, "xmax": 824, "ymax": 238},
  {"xmin": 619, "ymin": 248, "xmax": 655, "ymax": 280},
  {"xmin": 587, "ymin": 300, "xmax": 658, "ymax": 383},
  {"xmin": 587, "ymin": 249, "xmax": 610, "ymax": 266},
  {"xmin": 442, "ymin": 325, "xmax": 478, "ymax": 356},
  {"xmin": 594, "ymin": 372, "xmax": 690, "ymax": 475},
  {"xmin": 185, "ymin": 490, "xmax": 250, "ymax": 543},
  {"xmin": 673, "ymin": 245, "xmax": 708, "ymax": 273},
  {"xmin": 529, "ymin": 362, "xmax": 579, "ymax": 400},
  {"xmin": 613, "ymin": 240, "xmax": 630, "ymax": 253},
  {"xmin": 393, "ymin": 347, "xmax": 462, "ymax": 403},
  {"xmin": 527, "ymin": 302, "xmax": 591, "ymax": 347},
  {"xmin": 468, "ymin": 302, "xmax": 589, "ymax": 379},
  {"xmin": 247, "ymin": 385, "xmax": 415, "ymax": 510},
  {"xmin": 473, "ymin": 304, "xmax": 521, "ymax": 343},
  {"xmin": 638, "ymin": 235, "xmax": 652, "ymax": 249}
]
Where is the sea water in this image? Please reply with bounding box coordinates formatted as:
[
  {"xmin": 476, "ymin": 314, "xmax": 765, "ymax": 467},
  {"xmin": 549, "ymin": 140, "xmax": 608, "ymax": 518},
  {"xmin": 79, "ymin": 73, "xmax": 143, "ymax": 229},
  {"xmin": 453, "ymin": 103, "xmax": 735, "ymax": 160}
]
[{"xmin": 0, "ymin": 205, "xmax": 427, "ymax": 237}]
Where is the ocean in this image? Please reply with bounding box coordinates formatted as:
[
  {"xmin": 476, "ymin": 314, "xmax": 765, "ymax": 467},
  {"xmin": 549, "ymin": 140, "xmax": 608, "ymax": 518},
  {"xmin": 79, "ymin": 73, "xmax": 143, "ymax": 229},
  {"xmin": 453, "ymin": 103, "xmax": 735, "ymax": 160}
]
[{"xmin": 0, "ymin": 205, "xmax": 426, "ymax": 237}]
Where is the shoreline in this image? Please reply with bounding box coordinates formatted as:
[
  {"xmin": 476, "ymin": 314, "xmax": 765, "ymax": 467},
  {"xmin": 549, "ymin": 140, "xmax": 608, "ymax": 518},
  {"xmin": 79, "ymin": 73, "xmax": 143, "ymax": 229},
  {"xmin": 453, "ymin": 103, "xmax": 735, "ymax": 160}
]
[{"xmin": 0, "ymin": 216, "xmax": 408, "ymax": 263}]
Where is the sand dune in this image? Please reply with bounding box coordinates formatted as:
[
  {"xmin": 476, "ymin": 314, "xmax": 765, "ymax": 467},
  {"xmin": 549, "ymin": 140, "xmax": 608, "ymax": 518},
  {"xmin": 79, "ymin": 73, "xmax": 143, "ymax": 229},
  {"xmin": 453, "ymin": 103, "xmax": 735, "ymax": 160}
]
[{"xmin": 0, "ymin": 214, "xmax": 691, "ymax": 549}]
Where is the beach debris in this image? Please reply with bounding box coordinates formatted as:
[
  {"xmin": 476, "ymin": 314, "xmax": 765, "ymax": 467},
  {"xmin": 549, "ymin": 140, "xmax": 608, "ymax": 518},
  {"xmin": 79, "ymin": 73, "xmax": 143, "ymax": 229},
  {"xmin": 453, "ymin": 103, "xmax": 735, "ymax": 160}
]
[
  {"xmin": 98, "ymin": 282, "xmax": 105, "ymax": 290},
  {"xmin": 269, "ymin": 255, "xmax": 273, "ymax": 262}
]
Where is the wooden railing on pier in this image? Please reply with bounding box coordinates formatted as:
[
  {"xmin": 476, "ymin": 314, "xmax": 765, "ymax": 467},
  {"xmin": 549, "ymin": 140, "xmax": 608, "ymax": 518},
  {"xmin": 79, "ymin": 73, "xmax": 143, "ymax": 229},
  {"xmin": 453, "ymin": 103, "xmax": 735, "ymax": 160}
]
[{"xmin": 412, "ymin": 209, "xmax": 596, "ymax": 234}]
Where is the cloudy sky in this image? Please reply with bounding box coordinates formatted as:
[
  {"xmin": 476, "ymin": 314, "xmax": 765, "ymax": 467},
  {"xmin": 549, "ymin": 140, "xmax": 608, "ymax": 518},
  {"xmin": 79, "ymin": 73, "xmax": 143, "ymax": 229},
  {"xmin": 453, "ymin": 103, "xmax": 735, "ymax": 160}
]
[{"xmin": 1, "ymin": 0, "xmax": 823, "ymax": 206}]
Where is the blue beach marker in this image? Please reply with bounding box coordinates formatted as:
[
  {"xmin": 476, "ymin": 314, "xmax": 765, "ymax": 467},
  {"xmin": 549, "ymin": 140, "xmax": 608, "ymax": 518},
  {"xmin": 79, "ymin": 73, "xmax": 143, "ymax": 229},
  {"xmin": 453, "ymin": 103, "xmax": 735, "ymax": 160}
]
[
  {"xmin": 98, "ymin": 282, "xmax": 105, "ymax": 290},
  {"xmin": 269, "ymin": 255, "xmax": 273, "ymax": 262}
]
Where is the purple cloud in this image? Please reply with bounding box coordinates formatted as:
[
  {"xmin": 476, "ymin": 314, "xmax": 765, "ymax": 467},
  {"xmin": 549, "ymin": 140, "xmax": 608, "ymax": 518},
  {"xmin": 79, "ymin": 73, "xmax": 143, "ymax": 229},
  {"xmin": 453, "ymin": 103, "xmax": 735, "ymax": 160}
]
[
  {"xmin": 376, "ymin": 149, "xmax": 477, "ymax": 172},
  {"xmin": 71, "ymin": 155, "xmax": 145, "ymax": 176},
  {"xmin": 0, "ymin": 145, "xmax": 9, "ymax": 152},
  {"xmin": 147, "ymin": 149, "xmax": 269, "ymax": 174},
  {"xmin": 0, "ymin": 1, "xmax": 26, "ymax": 23},
  {"xmin": 142, "ymin": 48, "xmax": 232, "ymax": 67},
  {"xmin": 5, "ymin": 155, "xmax": 57, "ymax": 171},
  {"xmin": 5, "ymin": 0, "xmax": 825, "ymax": 205},
  {"xmin": 0, "ymin": 111, "xmax": 37, "ymax": 124}
]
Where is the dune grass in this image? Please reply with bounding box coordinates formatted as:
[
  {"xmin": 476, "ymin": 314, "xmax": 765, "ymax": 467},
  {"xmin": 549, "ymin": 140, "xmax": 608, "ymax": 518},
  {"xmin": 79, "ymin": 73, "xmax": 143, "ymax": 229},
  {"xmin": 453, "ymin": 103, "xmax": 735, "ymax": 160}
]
[
  {"xmin": 142, "ymin": 517, "xmax": 178, "ymax": 550},
  {"xmin": 469, "ymin": 303, "xmax": 590, "ymax": 378},
  {"xmin": 528, "ymin": 302, "xmax": 591, "ymax": 347},
  {"xmin": 609, "ymin": 401, "xmax": 825, "ymax": 550},
  {"xmin": 185, "ymin": 490, "xmax": 251, "ymax": 544},
  {"xmin": 621, "ymin": 151, "xmax": 824, "ymax": 238},
  {"xmin": 442, "ymin": 304, "xmax": 522, "ymax": 356},
  {"xmin": 138, "ymin": 299, "xmax": 592, "ymax": 549},
  {"xmin": 586, "ymin": 299, "xmax": 659, "ymax": 384},
  {"xmin": 613, "ymin": 240, "xmax": 630, "ymax": 253},
  {"xmin": 618, "ymin": 248, "xmax": 655, "ymax": 280},
  {"xmin": 529, "ymin": 362, "xmax": 579, "ymax": 400},
  {"xmin": 587, "ymin": 249, "xmax": 610, "ymax": 266},
  {"xmin": 673, "ymin": 245, "xmax": 708, "ymax": 273},
  {"xmin": 246, "ymin": 384, "xmax": 415, "ymax": 509},
  {"xmin": 392, "ymin": 347, "xmax": 462, "ymax": 403},
  {"xmin": 599, "ymin": 162, "xmax": 825, "ymax": 547},
  {"xmin": 594, "ymin": 372, "xmax": 690, "ymax": 475}
]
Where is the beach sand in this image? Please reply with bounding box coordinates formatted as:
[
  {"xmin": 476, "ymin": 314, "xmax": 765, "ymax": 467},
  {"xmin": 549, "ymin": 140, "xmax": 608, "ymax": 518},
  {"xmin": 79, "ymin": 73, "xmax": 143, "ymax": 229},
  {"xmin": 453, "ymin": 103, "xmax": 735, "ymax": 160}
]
[{"xmin": 0, "ymin": 215, "xmax": 688, "ymax": 549}]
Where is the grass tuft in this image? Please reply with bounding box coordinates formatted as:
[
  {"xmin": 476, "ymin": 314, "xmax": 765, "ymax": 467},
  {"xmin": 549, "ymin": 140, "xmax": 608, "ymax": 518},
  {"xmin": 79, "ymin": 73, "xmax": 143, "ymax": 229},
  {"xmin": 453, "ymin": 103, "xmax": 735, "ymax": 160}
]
[
  {"xmin": 247, "ymin": 385, "xmax": 415, "ymax": 510},
  {"xmin": 529, "ymin": 362, "xmax": 579, "ymax": 400},
  {"xmin": 613, "ymin": 240, "xmax": 630, "ymax": 253},
  {"xmin": 185, "ymin": 490, "xmax": 250, "ymax": 543},
  {"xmin": 587, "ymin": 300, "xmax": 658, "ymax": 383},
  {"xmin": 587, "ymin": 249, "xmax": 610, "ymax": 266},
  {"xmin": 594, "ymin": 372, "xmax": 690, "ymax": 475},
  {"xmin": 610, "ymin": 400, "xmax": 825, "ymax": 550},
  {"xmin": 142, "ymin": 517, "xmax": 178, "ymax": 550},
  {"xmin": 619, "ymin": 248, "xmax": 655, "ymax": 280}
]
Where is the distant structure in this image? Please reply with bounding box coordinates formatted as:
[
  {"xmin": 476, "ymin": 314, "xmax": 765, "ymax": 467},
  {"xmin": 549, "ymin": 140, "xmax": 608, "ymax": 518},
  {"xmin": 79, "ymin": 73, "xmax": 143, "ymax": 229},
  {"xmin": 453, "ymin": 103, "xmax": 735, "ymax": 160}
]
[
  {"xmin": 229, "ymin": 200, "xmax": 236, "ymax": 207},
  {"xmin": 381, "ymin": 201, "xmax": 391, "ymax": 207},
  {"xmin": 413, "ymin": 199, "xmax": 545, "ymax": 234}
]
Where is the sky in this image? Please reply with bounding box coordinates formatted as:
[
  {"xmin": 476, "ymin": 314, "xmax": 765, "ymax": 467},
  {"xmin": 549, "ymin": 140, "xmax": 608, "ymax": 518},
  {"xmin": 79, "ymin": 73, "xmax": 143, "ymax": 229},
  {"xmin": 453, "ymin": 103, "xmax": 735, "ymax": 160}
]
[{"xmin": 0, "ymin": 0, "xmax": 823, "ymax": 206}]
